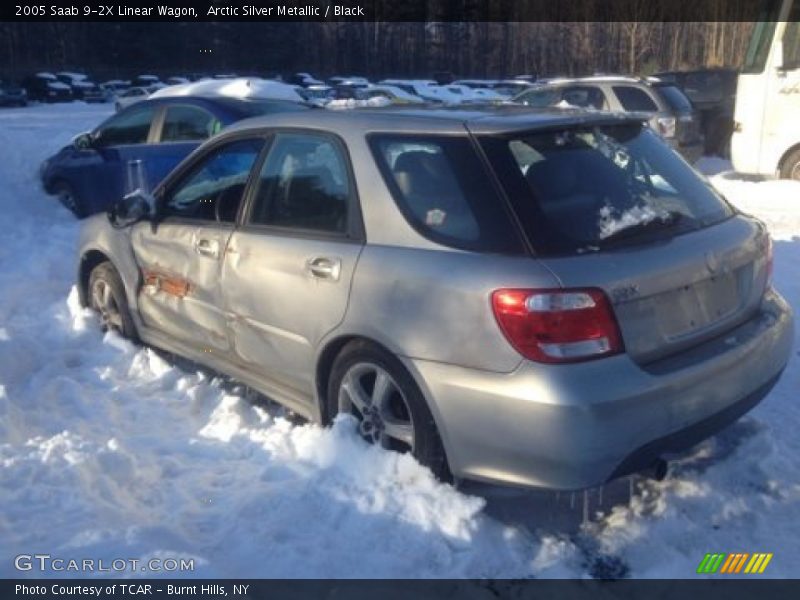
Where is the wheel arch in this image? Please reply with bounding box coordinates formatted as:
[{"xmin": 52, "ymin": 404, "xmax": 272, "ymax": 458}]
[
  {"xmin": 315, "ymin": 334, "xmax": 430, "ymax": 426},
  {"xmin": 778, "ymin": 142, "xmax": 800, "ymax": 177}
]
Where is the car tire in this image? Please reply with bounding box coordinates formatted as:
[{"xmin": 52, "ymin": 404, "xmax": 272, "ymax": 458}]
[
  {"xmin": 88, "ymin": 262, "xmax": 137, "ymax": 340},
  {"xmin": 53, "ymin": 181, "xmax": 86, "ymax": 218},
  {"xmin": 780, "ymin": 148, "xmax": 800, "ymax": 181},
  {"xmin": 327, "ymin": 340, "xmax": 451, "ymax": 482}
]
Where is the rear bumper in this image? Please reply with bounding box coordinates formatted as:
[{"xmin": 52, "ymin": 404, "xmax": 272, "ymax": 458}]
[{"xmin": 405, "ymin": 289, "xmax": 793, "ymax": 490}]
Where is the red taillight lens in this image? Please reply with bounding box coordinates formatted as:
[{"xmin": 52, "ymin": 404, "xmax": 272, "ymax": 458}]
[{"xmin": 491, "ymin": 288, "xmax": 624, "ymax": 364}]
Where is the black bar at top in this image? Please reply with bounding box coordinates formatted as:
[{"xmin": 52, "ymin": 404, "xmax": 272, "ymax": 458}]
[{"xmin": 2, "ymin": 0, "xmax": 792, "ymax": 23}]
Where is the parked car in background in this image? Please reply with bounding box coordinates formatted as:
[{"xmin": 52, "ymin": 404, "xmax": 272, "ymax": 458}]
[
  {"xmin": 512, "ymin": 76, "xmax": 704, "ymax": 163},
  {"xmin": 132, "ymin": 74, "xmax": 167, "ymax": 92},
  {"xmin": 76, "ymin": 106, "xmax": 792, "ymax": 491},
  {"xmin": 56, "ymin": 72, "xmax": 108, "ymax": 103},
  {"xmin": 22, "ymin": 72, "xmax": 72, "ymax": 102},
  {"xmin": 114, "ymin": 86, "xmax": 150, "ymax": 112},
  {"xmin": 100, "ymin": 79, "xmax": 131, "ymax": 94},
  {"xmin": 453, "ymin": 78, "xmax": 534, "ymax": 98},
  {"xmin": 165, "ymin": 76, "xmax": 190, "ymax": 86},
  {"xmin": 41, "ymin": 95, "xmax": 310, "ymax": 217},
  {"xmin": 0, "ymin": 79, "xmax": 28, "ymax": 106},
  {"xmin": 447, "ymin": 84, "xmax": 505, "ymax": 103},
  {"xmin": 329, "ymin": 77, "xmax": 371, "ymax": 100},
  {"xmin": 378, "ymin": 80, "xmax": 446, "ymax": 103},
  {"xmin": 132, "ymin": 74, "xmax": 160, "ymax": 87},
  {"xmin": 654, "ymin": 68, "xmax": 737, "ymax": 156},
  {"xmin": 357, "ymin": 84, "xmax": 425, "ymax": 104},
  {"xmin": 328, "ymin": 76, "xmax": 370, "ymax": 87},
  {"xmin": 295, "ymin": 84, "xmax": 336, "ymax": 105},
  {"xmin": 287, "ymin": 72, "xmax": 324, "ymax": 86}
]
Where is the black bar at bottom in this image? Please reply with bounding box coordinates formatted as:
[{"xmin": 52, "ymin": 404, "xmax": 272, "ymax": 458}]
[{"xmin": 4, "ymin": 579, "xmax": 800, "ymax": 600}]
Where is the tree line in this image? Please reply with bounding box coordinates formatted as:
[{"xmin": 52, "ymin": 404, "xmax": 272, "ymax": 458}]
[{"xmin": 0, "ymin": 21, "xmax": 757, "ymax": 81}]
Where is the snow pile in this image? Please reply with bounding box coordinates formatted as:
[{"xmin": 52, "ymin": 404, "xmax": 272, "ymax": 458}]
[
  {"xmin": 0, "ymin": 104, "xmax": 798, "ymax": 579},
  {"xmin": 151, "ymin": 77, "xmax": 304, "ymax": 103}
]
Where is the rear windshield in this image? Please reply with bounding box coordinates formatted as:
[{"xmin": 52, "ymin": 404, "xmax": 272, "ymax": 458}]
[
  {"xmin": 654, "ymin": 84, "xmax": 693, "ymax": 112},
  {"xmin": 369, "ymin": 135, "xmax": 524, "ymax": 254},
  {"xmin": 479, "ymin": 124, "xmax": 733, "ymax": 255}
]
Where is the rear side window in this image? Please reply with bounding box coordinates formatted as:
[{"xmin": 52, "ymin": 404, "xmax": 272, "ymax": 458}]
[
  {"xmin": 612, "ymin": 86, "xmax": 659, "ymax": 112},
  {"xmin": 161, "ymin": 105, "xmax": 221, "ymax": 142},
  {"xmin": 655, "ymin": 85, "xmax": 693, "ymax": 112},
  {"xmin": 249, "ymin": 133, "xmax": 351, "ymax": 234},
  {"xmin": 480, "ymin": 124, "xmax": 733, "ymax": 255},
  {"xmin": 516, "ymin": 88, "xmax": 561, "ymax": 107},
  {"xmin": 562, "ymin": 86, "xmax": 607, "ymax": 109},
  {"xmin": 369, "ymin": 135, "xmax": 523, "ymax": 254},
  {"xmin": 94, "ymin": 105, "xmax": 156, "ymax": 146}
]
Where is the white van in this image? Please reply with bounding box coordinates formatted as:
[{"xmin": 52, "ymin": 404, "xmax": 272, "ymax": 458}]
[{"xmin": 732, "ymin": 0, "xmax": 800, "ymax": 179}]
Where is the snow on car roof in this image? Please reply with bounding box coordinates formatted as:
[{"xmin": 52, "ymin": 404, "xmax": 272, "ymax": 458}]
[
  {"xmin": 150, "ymin": 77, "xmax": 305, "ymax": 103},
  {"xmin": 546, "ymin": 75, "xmax": 643, "ymax": 85}
]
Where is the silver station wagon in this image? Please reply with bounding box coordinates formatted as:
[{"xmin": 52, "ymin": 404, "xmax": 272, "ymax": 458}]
[{"xmin": 76, "ymin": 106, "xmax": 793, "ymax": 490}]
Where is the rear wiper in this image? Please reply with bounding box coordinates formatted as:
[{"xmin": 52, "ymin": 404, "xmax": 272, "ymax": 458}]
[{"xmin": 598, "ymin": 211, "xmax": 684, "ymax": 247}]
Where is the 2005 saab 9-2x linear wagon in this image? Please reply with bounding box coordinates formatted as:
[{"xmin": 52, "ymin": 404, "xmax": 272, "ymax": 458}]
[{"xmin": 76, "ymin": 105, "xmax": 793, "ymax": 490}]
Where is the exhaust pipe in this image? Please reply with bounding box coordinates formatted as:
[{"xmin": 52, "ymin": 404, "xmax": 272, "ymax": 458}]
[{"xmin": 640, "ymin": 458, "xmax": 669, "ymax": 481}]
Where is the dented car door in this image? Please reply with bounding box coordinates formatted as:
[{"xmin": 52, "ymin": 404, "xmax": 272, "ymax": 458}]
[
  {"xmin": 131, "ymin": 137, "xmax": 265, "ymax": 354},
  {"xmin": 221, "ymin": 131, "xmax": 364, "ymax": 394}
]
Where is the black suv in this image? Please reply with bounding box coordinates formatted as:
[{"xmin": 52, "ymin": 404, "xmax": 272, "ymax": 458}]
[
  {"xmin": 653, "ymin": 69, "xmax": 738, "ymax": 156},
  {"xmin": 22, "ymin": 73, "xmax": 73, "ymax": 102}
]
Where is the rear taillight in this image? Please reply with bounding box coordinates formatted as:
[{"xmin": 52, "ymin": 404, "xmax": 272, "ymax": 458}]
[
  {"xmin": 491, "ymin": 288, "xmax": 624, "ymax": 364},
  {"xmin": 656, "ymin": 116, "xmax": 676, "ymax": 139}
]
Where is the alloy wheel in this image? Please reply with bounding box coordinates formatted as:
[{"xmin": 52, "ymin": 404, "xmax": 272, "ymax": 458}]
[
  {"xmin": 338, "ymin": 362, "xmax": 415, "ymax": 452},
  {"xmin": 91, "ymin": 278, "xmax": 123, "ymax": 333}
]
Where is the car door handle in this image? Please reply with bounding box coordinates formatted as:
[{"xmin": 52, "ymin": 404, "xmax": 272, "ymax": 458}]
[
  {"xmin": 195, "ymin": 238, "xmax": 220, "ymax": 260},
  {"xmin": 306, "ymin": 257, "xmax": 341, "ymax": 281}
]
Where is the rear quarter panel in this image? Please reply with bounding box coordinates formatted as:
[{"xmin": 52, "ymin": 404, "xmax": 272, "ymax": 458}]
[{"xmin": 339, "ymin": 246, "xmax": 560, "ymax": 373}]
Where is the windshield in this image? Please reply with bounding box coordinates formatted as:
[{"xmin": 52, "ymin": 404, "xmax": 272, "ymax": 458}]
[
  {"xmin": 741, "ymin": 0, "xmax": 782, "ymax": 73},
  {"xmin": 784, "ymin": 1, "xmax": 800, "ymax": 69},
  {"xmin": 479, "ymin": 124, "xmax": 734, "ymax": 255}
]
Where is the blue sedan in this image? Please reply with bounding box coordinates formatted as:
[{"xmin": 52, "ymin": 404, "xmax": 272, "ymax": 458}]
[{"xmin": 40, "ymin": 96, "xmax": 309, "ymax": 217}]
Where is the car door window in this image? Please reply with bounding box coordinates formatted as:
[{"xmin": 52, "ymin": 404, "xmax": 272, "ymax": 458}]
[
  {"xmin": 612, "ymin": 86, "xmax": 659, "ymax": 112},
  {"xmin": 562, "ymin": 86, "xmax": 607, "ymax": 109},
  {"xmin": 163, "ymin": 138, "xmax": 263, "ymax": 222},
  {"xmin": 248, "ymin": 133, "xmax": 351, "ymax": 234},
  {"xmin": 161, "ymin": 105, "xmax": 221, "ymax": 142},
  {"xmin": 94, "ymin": 105, "xmax": 157, "ymax": 146}
]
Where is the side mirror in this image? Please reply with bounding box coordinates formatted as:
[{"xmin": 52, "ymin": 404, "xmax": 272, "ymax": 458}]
[
  {"xmin": 108, "ymin": 188, "xmax": 156, "ymax": 228},
  {"xmin": 72, "ymin": 132, "xmax": 94, "ymax": 150}
]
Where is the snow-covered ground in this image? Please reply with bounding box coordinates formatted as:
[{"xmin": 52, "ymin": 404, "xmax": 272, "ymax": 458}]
[{"xmin": 0, "ymin": 103, "xmax": 798, "ymax": 579}]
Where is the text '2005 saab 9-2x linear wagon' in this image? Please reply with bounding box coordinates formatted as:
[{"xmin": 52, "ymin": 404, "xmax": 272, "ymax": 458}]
[{"xmin": 75, "ymin": 105, "xmax": 793, "ymax": 491}]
